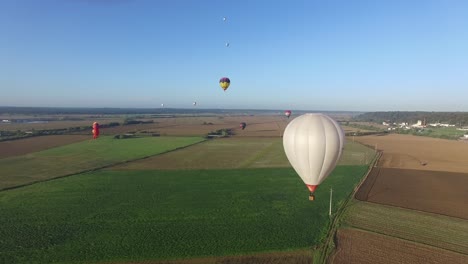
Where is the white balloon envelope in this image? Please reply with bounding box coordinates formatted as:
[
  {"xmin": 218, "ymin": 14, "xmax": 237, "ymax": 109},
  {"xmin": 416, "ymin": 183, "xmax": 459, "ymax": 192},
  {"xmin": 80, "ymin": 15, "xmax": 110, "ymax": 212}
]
[{"xmin": 283, "ymin": 113, "xmax": 345, "ymax": 199}]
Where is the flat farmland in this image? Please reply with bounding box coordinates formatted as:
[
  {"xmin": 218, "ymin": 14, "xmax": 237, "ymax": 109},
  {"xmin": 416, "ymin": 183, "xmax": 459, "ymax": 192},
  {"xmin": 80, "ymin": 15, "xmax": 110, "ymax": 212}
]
[
  {"xmin": 355, "ymin": 134, "xmax": 468, "ymax": 173},
  {"xmin": 2, "ymin": 114, "xmax": 351, "ymax": 138},
  {"xmin": 111, "ymin": 138, "xmax": 374, "ymax": 171},
  {"xmin": 127, "ymin": 249, "xmax": 313, "ymax": 264},
  {"xmin": 331, "ymin": 228, "xmax": 468, "ymax": 264},
  {"xmin": 0, "ymin": 135, "xmax": 89, "ymax": 159},
  {"xmin": 355, "ymin": 167, "xmax": 468, "ymax": 219},
  {"xmin": 0, "ymin": 166, "xmax": 368, "ymax": 263},
  {"xmin": 0, "ymin": 136, "xmax": 204, "ymax": 190},
  {"xmin": 141, "ymin": 116, "xmax": 290, "ymax": 137},
  {"xmin": 342, "ymin": 202, "xmax": 468, "ymax": 255},
  {"xmin": 0, "ymin": 118, "xmax": 122, "ymax": 131},
  {"xmin": 64, "ymin": 116, "xmax": 290, "ymax": 137},
  {"xmin": 333, "ymin": 133, "xmax": 468, "ymax": 262}
]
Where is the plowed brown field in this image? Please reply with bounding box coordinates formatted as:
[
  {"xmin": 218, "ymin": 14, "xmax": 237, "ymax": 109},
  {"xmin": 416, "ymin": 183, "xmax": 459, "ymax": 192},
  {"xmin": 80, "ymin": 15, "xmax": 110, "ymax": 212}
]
[
  {"xmin": 334, "ymin": 133, "xmax": 468, "ymax": 263},
  {"xmin": 355, "ymin": 134, "xmax": 468, "ymax": 173},
  {"xmin": 331, "ymin": 228, "xmax": 468, "ymax": 264},
  {"xmin": 0, "ymin": 135, "xmax": 90, "ymax": 159},
  {"xmin": 355, "ymin": 168, "xmax": 468, "ymax": 219}
]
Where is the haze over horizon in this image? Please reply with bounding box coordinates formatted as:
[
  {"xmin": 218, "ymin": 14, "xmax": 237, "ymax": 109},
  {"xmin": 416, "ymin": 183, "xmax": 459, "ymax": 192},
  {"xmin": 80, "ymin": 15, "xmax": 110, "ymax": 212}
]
[{"xmin": 1, "ymin": 0, "xmax": 468, "ymax": 111}]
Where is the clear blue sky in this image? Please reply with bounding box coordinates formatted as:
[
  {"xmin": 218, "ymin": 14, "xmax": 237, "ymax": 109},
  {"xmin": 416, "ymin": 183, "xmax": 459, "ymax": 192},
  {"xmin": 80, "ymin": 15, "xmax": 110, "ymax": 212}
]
[{"xmin": 1, "ymin": 0, "xmax": 468, "ymax": 111}]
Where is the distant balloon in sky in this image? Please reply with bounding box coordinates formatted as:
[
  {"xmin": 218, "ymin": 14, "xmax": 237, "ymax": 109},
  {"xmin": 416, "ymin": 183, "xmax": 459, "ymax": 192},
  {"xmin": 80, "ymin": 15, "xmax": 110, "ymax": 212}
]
[
  {"xmin": 92, "ymin": 122, "xmax": 100, "ymax": 139},
  {"xmin": 284, "ymin": 110, "xmax": 292, "ymax": 118},
  {"xmin": 161, "ymin": 103, "xmax": 164, "ymax": 107},
  {"xmin": 225, "ymin": 42, "xmax": 230, "ymax": 47},
  {"xmin": 219, "ymin": 77, "xmax": 230, "ymax": 91},
  {"xmin": 223, "ymin": 17, "xmax": 226, "ymax": 21},
  {"xmin": 240, "ymin": 122, "xmax": 246, "ymax": 130},
  {"xmin": 193, "ymin": 102, "xmax": 197, "ymax": 106},
  {"xmin": 283, "ymin": 114, "xmax": 345, "ymax": 201}
]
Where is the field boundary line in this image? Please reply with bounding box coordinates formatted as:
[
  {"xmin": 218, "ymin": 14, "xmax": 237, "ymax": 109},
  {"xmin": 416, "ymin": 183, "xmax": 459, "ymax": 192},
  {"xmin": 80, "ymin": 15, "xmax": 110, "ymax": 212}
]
[
  {"xmin": 317, "ymin": 150, "xmax": 382, "ymax": 264},
  {"xmin": 338, "ymin": 226, "xmax": 468, "ymax": 258},
  {"xmin": 346, "ymin": 222, "xmax": 468, "ymax": 256},
  {"xmin": 0, "ymin": 138, "xmax": 207, "ymax": 193}
]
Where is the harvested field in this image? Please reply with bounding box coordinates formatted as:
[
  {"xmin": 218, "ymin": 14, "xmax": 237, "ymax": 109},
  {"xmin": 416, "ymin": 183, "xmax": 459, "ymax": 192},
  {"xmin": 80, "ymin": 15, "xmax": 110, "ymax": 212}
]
[
  {"xmin": 136, "ymin": 116, "xmax": 289, "ymax": 137},
  {"xmin": 355, "ymin": 167, "xmax": 468, "ymax": 219},
  {"xmin": 331, "ymin": 228, "xmax": 468, "ymax": 264},
  {"xmin": 0, "ymin": 135, "xmax": 90, "ymax": 159},
  {"xmin": 334, "ymin": 133, "xmax": 468, "ymax": 263},
  {"xmin": 343, "ymin": 202, "xmax": 468, "ymax": 255},
  {"xmin": 0, "ymin": 118, "xmax": 122, "ymax": 131},
  {"xmin": 355, "ymin": 134, "xmax": 468, "ymax": 173}
]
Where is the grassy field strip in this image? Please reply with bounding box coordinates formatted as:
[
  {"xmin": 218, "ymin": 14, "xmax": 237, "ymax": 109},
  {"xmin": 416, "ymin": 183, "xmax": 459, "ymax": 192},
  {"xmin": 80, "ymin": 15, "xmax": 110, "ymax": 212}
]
[
  {"xmin": 338, "ymin": 140, "xmax": 376, "ymax": 166},
  {"xmin": 344, "ymin": 201, "xmax": 468, "ymax": 255},
  {"xmin": 109, "ymin": 138, "xmax": 284, "ymax": 170},
  {"xmin": 331, "ymin": 227, "xmax": 468, "ymax": 264},
  {"xmin": 238, "ymin": 139, "xmax": 283, "ymax": 168},
  {"xmin": 109, "ymin": 249, "xmax": 314, "ymax": 264},
  {"xmin": 110, "ymin": 138, "xmax": 375, "ymax": 171},
  {"xmin": 0, "ymin": 136, "xmax": 205, "ymax": 190},
  {"xmin": 314, "ymin": 151, "xmax": 380, "ymax": 263},
  {"xmin": 0, "ymin": 166, "xmax": 368, "ymax": 263}
]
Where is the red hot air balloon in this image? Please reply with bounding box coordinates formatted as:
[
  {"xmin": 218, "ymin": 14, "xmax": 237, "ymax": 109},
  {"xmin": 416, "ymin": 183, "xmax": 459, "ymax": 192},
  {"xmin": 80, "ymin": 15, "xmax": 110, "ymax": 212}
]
[
  {"xmin": 240, "ymin": 122, "xmax": 247, "ymax": 130},
  {"xmin": 92, "ymin": 122, "xmax": 100, "ymax": 139},
  {"xmin": 284, "ymin": 110, "xmax": 292, "ymax": 118}
]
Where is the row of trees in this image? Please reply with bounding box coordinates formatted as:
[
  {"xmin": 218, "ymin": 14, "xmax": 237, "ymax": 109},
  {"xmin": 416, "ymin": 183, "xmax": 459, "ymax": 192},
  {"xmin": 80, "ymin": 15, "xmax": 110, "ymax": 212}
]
[{"xmin": 354, "ymin": 111, "xmax": 468, "ymax": 126}]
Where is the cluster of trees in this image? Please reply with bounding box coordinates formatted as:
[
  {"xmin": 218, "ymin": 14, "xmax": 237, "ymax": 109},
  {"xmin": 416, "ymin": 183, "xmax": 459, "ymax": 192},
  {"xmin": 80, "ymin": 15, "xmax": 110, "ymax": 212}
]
[
  {"xmin": 122, "ymin": 119, "xmax": 154, "ymax": 125},
  {"xmin": 354, "ymin": 111, "xmax": 468, "ymax": 126},
  {"xmin": 206, "ymin": 129, "xmax": 232, "ymax": 138}
]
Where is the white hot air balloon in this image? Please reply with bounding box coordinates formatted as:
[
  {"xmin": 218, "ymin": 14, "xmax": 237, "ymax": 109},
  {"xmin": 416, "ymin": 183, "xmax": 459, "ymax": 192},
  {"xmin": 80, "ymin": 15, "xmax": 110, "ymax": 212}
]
[
  {"xmin": 283, "ymin": 113, "xmax": 345, "ymax": 201},
  {"xmin": 161, "ymin": 103, "xmax": 164, "ymax": 107}
]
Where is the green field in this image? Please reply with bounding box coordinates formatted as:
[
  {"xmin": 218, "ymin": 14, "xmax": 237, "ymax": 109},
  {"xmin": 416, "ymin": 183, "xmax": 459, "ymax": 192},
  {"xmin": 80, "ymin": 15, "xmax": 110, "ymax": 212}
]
[
  {"xmin": 0, "ymin": 136, "xmax": 205, "ymax": 190},
  {"xmin": 343, "ymin": 201, "xmax": 468, "ymax": 255},
  {"xmin": 0, "ymin": 165, "xmax": 368, "ymax": 263},
  {"xmin": 112, "ymin": 138, "xmax": 372, "ymax": 171},
  {"xmin": 399, "ymin": 126, "xmax": 466, "ymax": 140}
]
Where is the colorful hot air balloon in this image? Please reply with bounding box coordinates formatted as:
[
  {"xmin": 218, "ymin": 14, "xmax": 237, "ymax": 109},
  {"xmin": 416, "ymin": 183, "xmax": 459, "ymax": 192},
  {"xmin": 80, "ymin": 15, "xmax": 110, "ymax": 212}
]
[
  {"xmin": 284, "ymin": 110, "xmax": 292, "ymax": 118},
  {"xmin": 240, "ymin": 122, "xmax": 246, "ymax": 130},
  {"xmin": 219, "ymin": 77, "xmax": 230, "ymax": 91},
  {"xmin": 283, "ymin": 114, "xmax": 344, "ymax": 201},
  {"xmin": 92, "ymin": 122, "xmax": 100, "ymax": 139}
]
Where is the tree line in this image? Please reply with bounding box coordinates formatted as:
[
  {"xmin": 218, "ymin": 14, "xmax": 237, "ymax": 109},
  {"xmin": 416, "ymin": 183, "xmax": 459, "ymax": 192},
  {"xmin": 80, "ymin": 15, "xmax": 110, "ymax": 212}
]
[{"xmin": 353, "ymin": 111, "xmax": 468, "ymax": 126}]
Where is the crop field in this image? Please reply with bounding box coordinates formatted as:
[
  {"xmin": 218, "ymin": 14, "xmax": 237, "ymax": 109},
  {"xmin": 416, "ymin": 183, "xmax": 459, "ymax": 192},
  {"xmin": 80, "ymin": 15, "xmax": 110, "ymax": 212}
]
[
  {"xmin": 139, "ymin": 249, "xmax": 313, "ymax": 264},
  {"xmin": 355, "ymin": 167, "xmax": 468, "ymax": 219},
  {"xmin": 0, "ymin": 165, "xmax": 368, "ymax": 264},
  {"xmin": 0, "ymin": 135, "xmax": 90, "ymax": 159},
  {"xmin": 0, "ymin": 118, "xmax": 122, "ymax": 131},
  {"xmin": 134, "ymin": 117, "xmax": 290, "ymax": 137},
  {"xmin": 0, "ymin": 136, "xmax": 205, "ymax": 190},
  {"xmin": 331, "ymin": 228, "xmax": 468, "ymax": 264},
  {"xmin": 111, "ymin": 138, "xmax": 374, "ymax": 171},
  {"xmin": 331, "ymin": 133, "xmax": 468, "ymax": 263},
  {"xmin": 1, "ymin": 114, "xmax": 351, "ymax": 138},
  {"xmin": 355, "ymin": 134, "xmax": 468, "ymax": 173},
  {"xmin": 342, "ymin": 202, "xmax": 468, "ymax": 255},
  {"xmin": 0, "ymin": 113, "xmax": 374, "ymax": 263}
]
